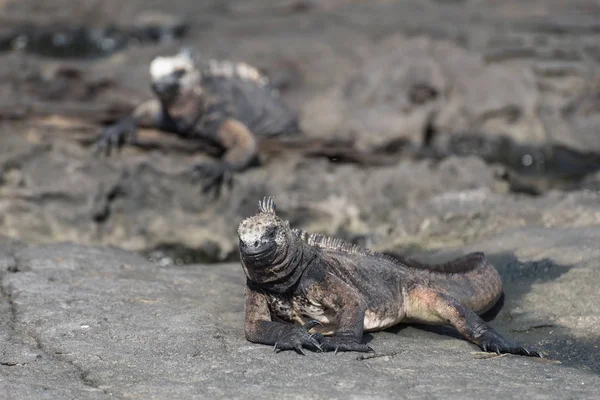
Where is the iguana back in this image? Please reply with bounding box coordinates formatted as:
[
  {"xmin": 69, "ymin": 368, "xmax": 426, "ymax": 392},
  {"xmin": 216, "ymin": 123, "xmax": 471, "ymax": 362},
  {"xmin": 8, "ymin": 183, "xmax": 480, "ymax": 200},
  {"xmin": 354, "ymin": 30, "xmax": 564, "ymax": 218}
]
[{"xmin": 201, "ymin": 60, "xmax": 300, "ymax": 137}]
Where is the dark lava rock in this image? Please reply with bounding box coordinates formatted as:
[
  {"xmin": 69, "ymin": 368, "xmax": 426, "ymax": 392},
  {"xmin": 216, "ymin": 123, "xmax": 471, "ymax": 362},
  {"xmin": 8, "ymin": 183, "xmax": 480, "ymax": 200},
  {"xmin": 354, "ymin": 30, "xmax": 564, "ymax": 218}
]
[
  {"xmin": 0, "ymin": 12, "xmax": 187, "ymax": 60},
  {"xmin": 3, "ymin": 116, "xmax": 600, "ymax": 262}
]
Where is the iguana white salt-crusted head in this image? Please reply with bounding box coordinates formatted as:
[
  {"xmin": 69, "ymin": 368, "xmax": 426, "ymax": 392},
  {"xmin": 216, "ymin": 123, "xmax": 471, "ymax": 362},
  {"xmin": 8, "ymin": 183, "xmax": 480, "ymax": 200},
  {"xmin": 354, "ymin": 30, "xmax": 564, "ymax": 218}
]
[
  {"xmin": 149, "ymin": 48, "xmax": 269, "ymax": 99},
  {"xmin": 238, "ymin": 197, "xmax": 291, "ymax": 253}
]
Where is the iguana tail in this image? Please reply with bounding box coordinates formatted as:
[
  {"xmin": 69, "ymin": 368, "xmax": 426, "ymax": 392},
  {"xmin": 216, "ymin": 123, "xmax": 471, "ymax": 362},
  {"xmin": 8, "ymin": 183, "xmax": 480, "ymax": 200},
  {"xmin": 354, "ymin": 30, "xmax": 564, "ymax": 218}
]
[{"xmin": 401, "ymin": 252, "xmax": 503, "ymax": 314}]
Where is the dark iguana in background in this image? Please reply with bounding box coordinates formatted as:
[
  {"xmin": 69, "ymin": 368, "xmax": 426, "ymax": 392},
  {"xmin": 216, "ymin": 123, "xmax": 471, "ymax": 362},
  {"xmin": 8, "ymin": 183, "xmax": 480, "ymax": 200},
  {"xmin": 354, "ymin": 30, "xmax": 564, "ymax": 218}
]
[
  {"xmin": 96, "ymin": 49, "xmax": 300, "ymax": 193},
  {"xmin": 237, "ymin": 197, "xmax": 542, "ymax": 356}
]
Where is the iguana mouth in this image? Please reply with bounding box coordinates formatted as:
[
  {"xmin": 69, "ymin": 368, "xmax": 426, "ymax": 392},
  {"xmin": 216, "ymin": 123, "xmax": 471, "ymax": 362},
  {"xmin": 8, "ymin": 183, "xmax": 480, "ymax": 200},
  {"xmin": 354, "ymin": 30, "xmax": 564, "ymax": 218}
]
[
  {"xmin": 151, "ymin": 76, "xmax": 180, "ymax": 102},
  {"xmin": 239, "ymin": 241, "xmax": 274, "ymax": 259}
]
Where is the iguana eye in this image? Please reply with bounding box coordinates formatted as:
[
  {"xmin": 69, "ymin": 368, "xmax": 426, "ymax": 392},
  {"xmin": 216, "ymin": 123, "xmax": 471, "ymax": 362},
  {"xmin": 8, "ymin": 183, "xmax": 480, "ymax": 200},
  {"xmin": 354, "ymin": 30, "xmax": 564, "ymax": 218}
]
[{"xmin": 172, "ymin": 69, "xmax": 186, "ymax": 79}]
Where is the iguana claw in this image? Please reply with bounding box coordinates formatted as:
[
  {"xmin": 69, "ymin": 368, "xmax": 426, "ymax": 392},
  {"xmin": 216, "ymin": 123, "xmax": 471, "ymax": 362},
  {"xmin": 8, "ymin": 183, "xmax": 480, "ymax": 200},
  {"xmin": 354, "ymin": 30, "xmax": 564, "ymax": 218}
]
[
  {"xmin": 272, "ymin": 319, "xmax": 324, "ymax": 354},
  {"xmin": 302, "ymin": 320, "xmax": 323, "ymax": 331},
  {"xmin": 477, "ymin": 331, "xmax": 542, "ymax": 357},
  {"xmin": 95, "ymin": 117, "xmax": 138, "ymax": 157},
  {"xmin": 192, "ymin": 162, "xmax": 234, "ymax": 197},
  {"xmin": 321, "ymin": 335, "xmax": 374, "ymax": 354}
]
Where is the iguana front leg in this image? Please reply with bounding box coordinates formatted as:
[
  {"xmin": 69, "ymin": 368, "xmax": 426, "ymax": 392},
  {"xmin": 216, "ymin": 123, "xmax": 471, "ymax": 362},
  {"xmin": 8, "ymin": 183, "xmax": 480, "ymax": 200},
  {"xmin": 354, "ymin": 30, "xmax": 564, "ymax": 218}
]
[
  {"xmin": 193, "ymin": 118, "xmax": 258, "ymax": 195},
  {"xmin": 244, "ymin": 285, "xmax": 323, "ymax": 355},
  {"xmin": 407, "ymin": 286, "xmax": 542, "ymax": 357},
  {"xmin": 95, "ymin": 99, "xmax": 161, "ymax": 155},
  {"xmin": 307, "ymin": 274, "xmax": 374, "ymax": 353}
]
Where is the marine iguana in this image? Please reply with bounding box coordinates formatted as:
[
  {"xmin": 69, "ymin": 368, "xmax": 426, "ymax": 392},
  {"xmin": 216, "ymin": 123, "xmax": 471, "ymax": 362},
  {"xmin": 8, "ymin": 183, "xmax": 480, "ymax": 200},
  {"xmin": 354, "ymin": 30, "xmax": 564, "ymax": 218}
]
[
  {"xmin": 237, "ymin": 197, "xmax": 542, "ymax": 356},
  {"xmin": 95, "ymin": 48, "xmax": 300, "ymax": 193}
]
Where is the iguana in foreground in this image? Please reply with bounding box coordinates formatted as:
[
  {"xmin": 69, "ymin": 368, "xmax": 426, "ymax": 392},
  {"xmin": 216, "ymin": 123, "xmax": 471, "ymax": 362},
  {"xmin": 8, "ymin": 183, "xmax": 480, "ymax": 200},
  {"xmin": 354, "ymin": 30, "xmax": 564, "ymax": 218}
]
[
  {"xmin": 237, "ymin": 197, "xmax": 542, "ymax": 356},
  {"xmin": 95, "ymin": 48, "xmax": 300, "ymax": 193}
]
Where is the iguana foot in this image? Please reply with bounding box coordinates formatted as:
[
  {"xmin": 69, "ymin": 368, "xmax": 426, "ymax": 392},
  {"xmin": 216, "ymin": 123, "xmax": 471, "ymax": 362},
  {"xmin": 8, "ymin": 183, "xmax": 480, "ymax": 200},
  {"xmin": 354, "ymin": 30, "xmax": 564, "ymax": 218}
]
[
  {"xmin": 477, "ymin": 331, "xmax": 542, "ymax": 357},
  {"xmin": 273, "ymin": 320, "xmax": 324, "ymax": 355},
  {"xmin": 321, "ymin": 335, "xmax": 374, "ymax": 354},
  {"xmin": 192, "ymin": 162, "xmax": 234, "ymax": 196},
  {"xmin": 95, "ymin": 117, "xmax": 138, "ymax": 156}
]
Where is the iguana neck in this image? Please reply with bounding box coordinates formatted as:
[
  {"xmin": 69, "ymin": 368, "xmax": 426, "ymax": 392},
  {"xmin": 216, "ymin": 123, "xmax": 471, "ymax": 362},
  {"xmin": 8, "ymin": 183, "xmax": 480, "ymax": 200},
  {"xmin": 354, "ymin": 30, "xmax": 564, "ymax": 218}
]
[
  {"xmin": 164, "ymin": 86, "xmax": 206, "ymax": 126},
  {"xmin": 241, "ymin": 235, "xmax": 316, "ymax": 294}
]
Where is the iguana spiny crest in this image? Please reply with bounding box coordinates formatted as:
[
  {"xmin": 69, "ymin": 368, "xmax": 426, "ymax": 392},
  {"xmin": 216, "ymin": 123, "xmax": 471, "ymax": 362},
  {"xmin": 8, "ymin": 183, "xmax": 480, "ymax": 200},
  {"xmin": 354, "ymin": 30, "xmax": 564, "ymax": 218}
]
[{"xmin": 149, "ymin": 48, "xmax": 271, "ymax": 103}]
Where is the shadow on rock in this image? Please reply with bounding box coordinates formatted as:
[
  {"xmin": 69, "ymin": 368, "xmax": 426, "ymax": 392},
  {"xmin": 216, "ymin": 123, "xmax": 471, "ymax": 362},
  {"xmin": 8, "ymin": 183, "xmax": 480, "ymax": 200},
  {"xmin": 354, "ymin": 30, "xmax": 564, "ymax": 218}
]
[
  {"xmin": 383, "ymin": 251, "xmax": 600, "ymax": 374},
  {"xmin": 430, "ymin": 134, "xmax": 600, "ymax": 195}
]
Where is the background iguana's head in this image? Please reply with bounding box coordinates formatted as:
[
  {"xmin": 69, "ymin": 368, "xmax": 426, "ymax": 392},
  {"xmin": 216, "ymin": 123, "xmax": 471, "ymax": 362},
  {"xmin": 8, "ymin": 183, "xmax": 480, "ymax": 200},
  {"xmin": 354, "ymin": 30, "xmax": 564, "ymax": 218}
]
[
  {"xmin": 149, "ymin": 48, "xmax": 200, "ymax": 104},
  {"xmin": 237, "ymin": 197, "xmax": 291, "ymax": 264}
]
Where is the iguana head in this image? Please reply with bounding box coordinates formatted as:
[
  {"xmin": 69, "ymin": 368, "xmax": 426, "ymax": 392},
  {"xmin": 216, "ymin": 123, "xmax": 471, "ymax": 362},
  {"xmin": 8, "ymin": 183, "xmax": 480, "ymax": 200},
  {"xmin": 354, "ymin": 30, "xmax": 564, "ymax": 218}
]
[
  {"xmin": 238, "ymin": 197, "xmax": 291, "ymax": 260},
  {"xmin": 149, "ymin": 48, "xmax": 200, "ymax": 104},
  {"xmin": 238, "ymin": 197, "xmax": 316, "ymax": 291},
  {"xmin": 238, "ymin": 197, "xmax": 305, "ymax": 286}
]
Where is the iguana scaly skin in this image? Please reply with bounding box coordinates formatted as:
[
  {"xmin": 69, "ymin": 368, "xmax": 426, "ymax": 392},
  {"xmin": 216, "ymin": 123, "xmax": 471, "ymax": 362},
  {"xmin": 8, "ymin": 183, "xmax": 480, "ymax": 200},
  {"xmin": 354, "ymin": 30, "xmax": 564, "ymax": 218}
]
[
  {"xmin": 95, "ymin": 48, "xmax": 300, "ymax": 194},
  {"xmin": 237, "ymin": 197, "xmax": 542, "ymax": 356}
]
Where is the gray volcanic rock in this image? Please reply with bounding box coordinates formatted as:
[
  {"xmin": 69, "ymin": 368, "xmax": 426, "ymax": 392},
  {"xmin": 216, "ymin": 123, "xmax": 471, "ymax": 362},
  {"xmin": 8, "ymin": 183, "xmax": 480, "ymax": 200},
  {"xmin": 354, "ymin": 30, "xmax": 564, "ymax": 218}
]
[
  {"xmin": 305, "ymin": 32, "xmax": 600, "ymax": 153},
  {"xmin": 0, "ymin": 234, "xmax": 598, "ymax": 398}
]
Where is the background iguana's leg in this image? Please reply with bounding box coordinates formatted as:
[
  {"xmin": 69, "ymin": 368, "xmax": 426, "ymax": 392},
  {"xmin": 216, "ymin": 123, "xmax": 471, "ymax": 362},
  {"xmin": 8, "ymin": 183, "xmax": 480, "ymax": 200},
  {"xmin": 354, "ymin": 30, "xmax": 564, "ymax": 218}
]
[
  {"xmin": 132, "ymin": 99, "xmax": 162, "ymax": 128},
  {"xmin": 244, "ymin": 285, "xmax": 322, "ymax": 354},
  {"xmin": 193, "ymin": 118, "xmax": 258, "ymax": 193},
  {"xmin": 406, "ymin": 286, "xmax": 541, "ymax": 356},
  {"xmin": 306, "ymin": 274, "xmax": 373, "ymax": 353},
  {"xmin": 96, "ymin": 99, "xmax": 162, "ymax": 154},
  {"xmin": 215, "ymin": 118, "xmax": 258, "ymax": 172}
]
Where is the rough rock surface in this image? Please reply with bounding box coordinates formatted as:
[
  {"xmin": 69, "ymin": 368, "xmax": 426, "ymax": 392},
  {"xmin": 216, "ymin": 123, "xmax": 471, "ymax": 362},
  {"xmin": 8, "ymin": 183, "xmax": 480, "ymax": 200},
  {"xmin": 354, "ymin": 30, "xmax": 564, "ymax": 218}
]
[{"xmin": 1, "ymin": 234, "xmax": 599, "ymax": 399}]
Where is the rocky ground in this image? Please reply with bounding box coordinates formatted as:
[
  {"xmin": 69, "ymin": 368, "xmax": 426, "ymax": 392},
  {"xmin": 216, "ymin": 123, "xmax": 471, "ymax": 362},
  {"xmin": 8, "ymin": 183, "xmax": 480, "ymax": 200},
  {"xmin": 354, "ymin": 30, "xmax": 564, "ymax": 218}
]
[
  {"xmin": 1, "ymin": 235, "xmax": 599, "ymax": 399},
  {"xmin": 1, "ymin": 0, "xmax": 600, "ymax": 398}
]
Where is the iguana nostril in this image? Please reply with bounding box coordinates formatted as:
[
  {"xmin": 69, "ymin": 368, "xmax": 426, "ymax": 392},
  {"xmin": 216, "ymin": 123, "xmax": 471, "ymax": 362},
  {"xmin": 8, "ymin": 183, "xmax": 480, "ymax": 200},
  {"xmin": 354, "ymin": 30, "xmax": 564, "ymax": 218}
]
[{"xmin": 254, "ymin": 241, "xmax": 259, "ymax": 247}]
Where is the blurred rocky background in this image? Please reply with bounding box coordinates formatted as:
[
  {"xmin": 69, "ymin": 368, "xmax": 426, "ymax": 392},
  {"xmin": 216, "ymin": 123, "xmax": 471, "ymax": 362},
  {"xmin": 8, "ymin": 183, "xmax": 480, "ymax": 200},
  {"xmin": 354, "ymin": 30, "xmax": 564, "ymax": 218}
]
[{"xmin": 0, "ymin": 0, "xmax": 599, "ymax": 398}]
